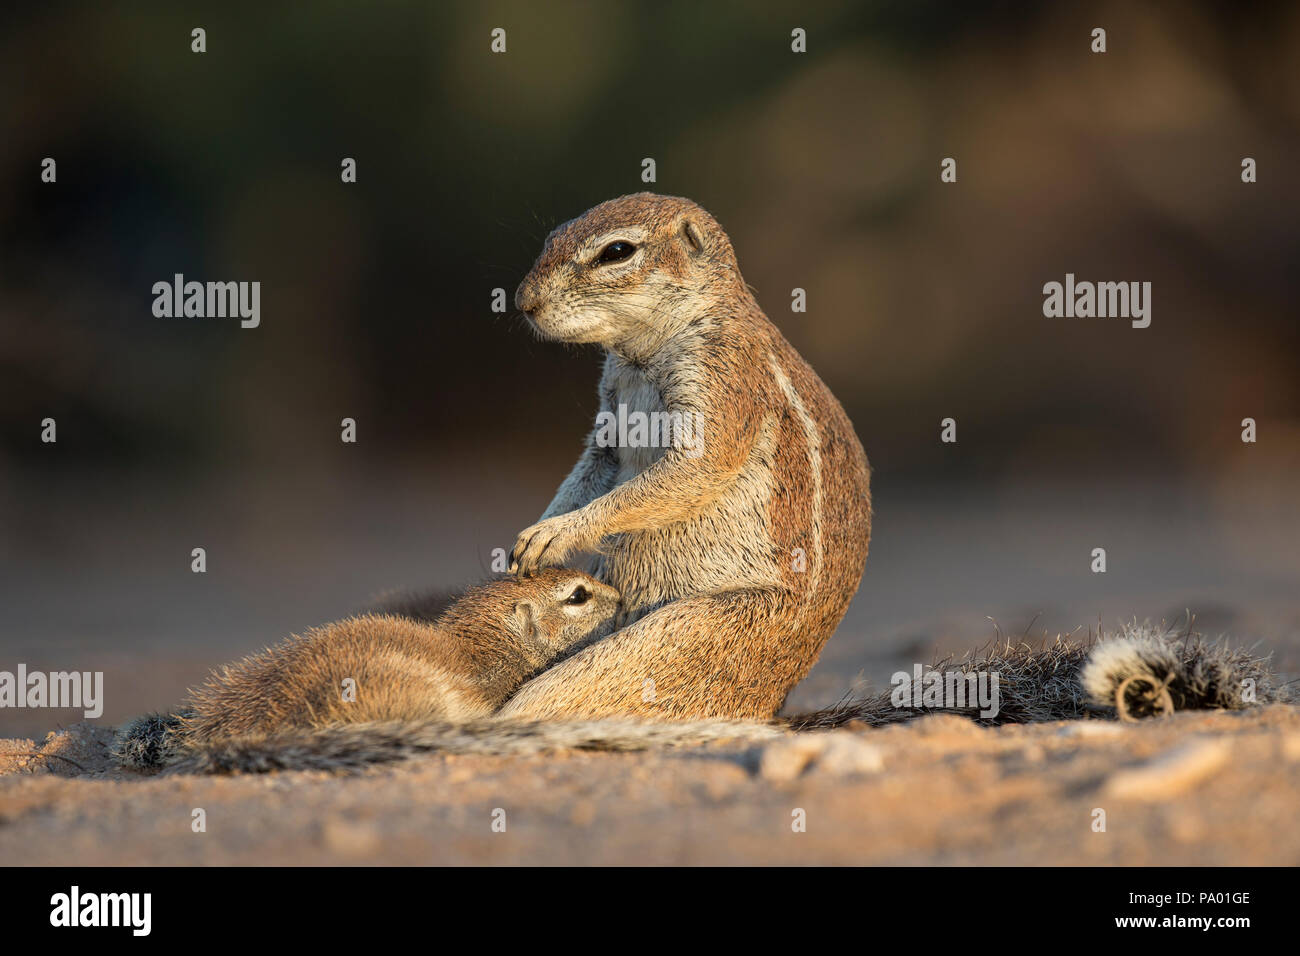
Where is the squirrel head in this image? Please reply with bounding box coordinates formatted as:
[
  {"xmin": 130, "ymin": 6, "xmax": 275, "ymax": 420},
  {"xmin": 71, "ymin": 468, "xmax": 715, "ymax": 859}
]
[
  {"xmin": 440, "ymin": 569, "xmax": 621, "ymax": 667},
  {"xmin": 516, "ymin": 193, "xmax": 743, "ymax": 360},
  {"xmin": 508, "ymin": 568, "xmax": 621, "ymax": 658}
]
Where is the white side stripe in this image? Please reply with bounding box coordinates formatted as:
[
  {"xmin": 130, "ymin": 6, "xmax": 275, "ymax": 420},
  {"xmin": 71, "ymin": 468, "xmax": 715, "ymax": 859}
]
[{"xmin": 769, "ymin": 355, "xmax": 823, "ymax": 600}]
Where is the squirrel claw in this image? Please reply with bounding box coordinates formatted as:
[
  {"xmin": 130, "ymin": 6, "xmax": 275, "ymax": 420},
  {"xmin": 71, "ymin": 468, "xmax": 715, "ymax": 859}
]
[{"xmin": 510, "ymin": 515, "xmax": 584, "ymax": 576}]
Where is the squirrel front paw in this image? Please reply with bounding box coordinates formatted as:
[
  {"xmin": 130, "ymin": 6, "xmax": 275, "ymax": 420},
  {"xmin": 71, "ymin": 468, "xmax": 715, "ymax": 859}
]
[{"xmin": 509, "ymin": 515, "xmax": 594, "ymax": 576}]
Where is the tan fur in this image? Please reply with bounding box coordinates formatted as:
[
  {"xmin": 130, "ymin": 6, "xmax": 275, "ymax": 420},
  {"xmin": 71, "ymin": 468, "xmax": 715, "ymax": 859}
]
[
  {"xmin": 179, "ymin": 570, "xmax": 619, "ymax": 744},
  {"xmin": 503, "ymin": 193, "xmax": 872, "ymax": 721}
]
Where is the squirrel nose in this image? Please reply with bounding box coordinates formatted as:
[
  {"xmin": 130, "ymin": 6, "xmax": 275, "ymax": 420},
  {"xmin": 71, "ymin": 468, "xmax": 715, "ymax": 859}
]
[{"xmin": 515, "ymin": 283, "xmax": 538, "ymax": 314}]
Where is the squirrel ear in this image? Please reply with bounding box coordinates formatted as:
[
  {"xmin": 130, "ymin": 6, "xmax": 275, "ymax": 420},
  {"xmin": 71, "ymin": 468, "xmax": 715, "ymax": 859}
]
[
  {"xmin": 679, "ymin": 218, "xmax": 706, "ymax": 257},
  {"xmin": 512, "ymin": 601, "xmax": 538, "ymax": 641}
]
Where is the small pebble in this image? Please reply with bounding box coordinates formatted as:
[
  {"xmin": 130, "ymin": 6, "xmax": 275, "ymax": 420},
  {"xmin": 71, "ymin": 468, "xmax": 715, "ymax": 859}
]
[
  {"xmin": 1102, "ymin": 738, "xmax": 1229, "ymax": 801},
  {"xmin": 759, "ymin": 732, "xmax": 884, "ymax": 782},
  {"xmin": 1058, "ymin": 721, "xmax": 1124, "ymax": 739},
  {"xmin": 322, "ymin": 819, "xmax": 381, "ymax": 856}
]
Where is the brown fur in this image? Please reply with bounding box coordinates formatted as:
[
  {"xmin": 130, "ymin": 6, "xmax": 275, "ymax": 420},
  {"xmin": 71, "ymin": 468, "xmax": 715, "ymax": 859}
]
[
  {"xmin": 178, "ymin": 569, "xmax": 619, "ymax": 744},
  {"xmin": 502, "ymin": 193, "xmax": 871, "ymax": 721}
]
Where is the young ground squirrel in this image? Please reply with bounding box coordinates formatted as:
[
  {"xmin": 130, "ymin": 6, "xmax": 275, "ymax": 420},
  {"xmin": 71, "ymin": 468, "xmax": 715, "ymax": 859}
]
[
  {"xmin": 150, "ymin": 570, "xmax": 619, "ymax": 752},
  {"xmin": 501, "ymin": 193, "xmax": 872, "ymax": 721}
]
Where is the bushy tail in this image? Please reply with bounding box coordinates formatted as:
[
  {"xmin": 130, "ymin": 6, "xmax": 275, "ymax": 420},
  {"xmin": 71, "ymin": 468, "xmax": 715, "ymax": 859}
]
[
  {"xmin": 1079, "ymin": 622, "xmax": 1286, "ymax": 720},
  {"xmin": 123, "ymin": 718, "xmax": 783, "ymax": 775},
  {"xmin": 116, "ymin": 623, "xmax": 1290, "ymax": 774},
  {"xmin": 789, "ymin": 638, "xmax": 1094, "ymax": 730},
  {"xmin": 791, "ymin": 622, "xmax": 1289, "ymax": 730},
  {"xmin": 113, "ymin": 710, "xmax": 194, "ymax": 770}
]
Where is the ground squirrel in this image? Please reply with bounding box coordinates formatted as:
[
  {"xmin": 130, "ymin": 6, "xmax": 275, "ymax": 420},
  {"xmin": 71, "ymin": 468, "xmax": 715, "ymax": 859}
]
[
  {"xmin": 109, "ymin": 195, "xmax": 1289, "ymax": 773},
  {"xmin": 118, "ymin": 569, "xmax": 618, "ymax": 764},
  {"xmin": 501, "ymin": 193, "xmax": 872, "ymax": 721}
]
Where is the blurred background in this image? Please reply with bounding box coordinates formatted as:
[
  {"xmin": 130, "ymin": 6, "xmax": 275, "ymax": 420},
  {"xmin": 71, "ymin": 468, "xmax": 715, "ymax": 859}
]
[{"xmin": 2, "ymin": 0, "xmax": 1297, "ymax": 734}]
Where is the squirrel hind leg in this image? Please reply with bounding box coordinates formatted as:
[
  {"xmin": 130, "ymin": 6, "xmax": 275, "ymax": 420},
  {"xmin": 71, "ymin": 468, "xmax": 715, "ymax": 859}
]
[{"xmin": 498, "ymin": 588, "xmax": 803, "ymax": 721}]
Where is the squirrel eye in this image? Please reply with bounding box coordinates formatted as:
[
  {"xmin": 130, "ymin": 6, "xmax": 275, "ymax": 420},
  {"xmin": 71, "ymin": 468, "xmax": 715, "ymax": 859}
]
[
  {"xmin": 596, "ymin": 241, "xmax": 637, "ymax": 264},
  {"xmin": 565, "ymin": 586, "xmax": 591, "ymax": 605}
]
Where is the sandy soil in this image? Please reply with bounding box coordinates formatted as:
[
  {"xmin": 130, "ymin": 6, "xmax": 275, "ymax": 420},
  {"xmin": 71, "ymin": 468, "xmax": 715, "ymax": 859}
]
[{"xmin": 3, "ymin": 706, "xmax": 1297, "ymax": 865}]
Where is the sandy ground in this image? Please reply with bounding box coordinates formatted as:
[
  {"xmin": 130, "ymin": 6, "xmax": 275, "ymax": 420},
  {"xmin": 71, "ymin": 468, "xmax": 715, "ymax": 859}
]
[{"xmin": 3, "ymin": 705, "xmax": 1298, "ymax": 865}]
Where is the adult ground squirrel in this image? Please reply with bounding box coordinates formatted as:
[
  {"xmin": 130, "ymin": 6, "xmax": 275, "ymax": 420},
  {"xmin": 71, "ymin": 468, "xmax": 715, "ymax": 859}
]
[
  {"xmin": 502, "ymin": 193, "xmax": 872, "ymax": 721},
  {"xmin": 118, "ymin": 569, "xmax": 619, "ymax": 764}
]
